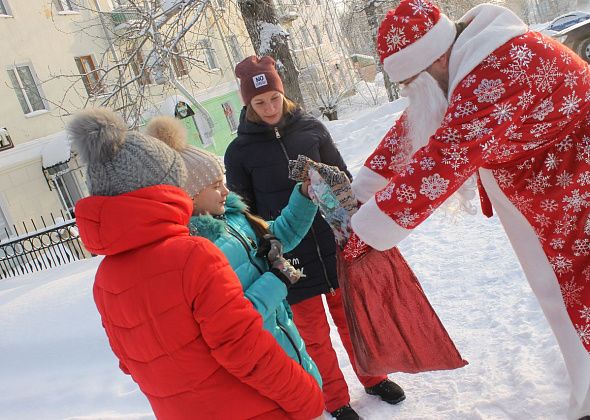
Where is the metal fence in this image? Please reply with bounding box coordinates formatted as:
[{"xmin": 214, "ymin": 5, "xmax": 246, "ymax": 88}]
[{"xmin": 0, "ymin": 213, "xmax": 93, "ymax": 279}]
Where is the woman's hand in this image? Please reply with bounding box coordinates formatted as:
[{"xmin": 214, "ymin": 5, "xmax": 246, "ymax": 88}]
[{"xmin": 300, "ymin": 180, "xmax": 311, "ymax": 198}]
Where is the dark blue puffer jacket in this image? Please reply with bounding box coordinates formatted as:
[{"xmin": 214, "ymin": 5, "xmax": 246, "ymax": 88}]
[{"xmin": 224, "ymin": 108, "xmax": 352, "ymax": 304}]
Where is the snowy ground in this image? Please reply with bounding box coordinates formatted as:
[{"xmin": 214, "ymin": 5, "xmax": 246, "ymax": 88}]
[{"xmin": 0, "ymin": 100, "xmax": 572, "ymax": 420}]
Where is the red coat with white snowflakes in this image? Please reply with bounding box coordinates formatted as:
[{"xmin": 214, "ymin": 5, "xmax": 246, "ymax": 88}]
[{"xmin": 352, "ymin": 5, "xmax": 590, "ymax": 417}]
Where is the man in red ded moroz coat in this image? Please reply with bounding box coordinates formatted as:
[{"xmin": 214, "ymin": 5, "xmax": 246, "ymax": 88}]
[{"xmin": 347, "ymin": 1, "xmax": 590, "ymax": 418}]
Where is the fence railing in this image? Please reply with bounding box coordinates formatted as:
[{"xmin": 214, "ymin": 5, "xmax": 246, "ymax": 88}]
[{"xmin": 0, "ymin": 214, "xmax": 93, "ymax": 279}]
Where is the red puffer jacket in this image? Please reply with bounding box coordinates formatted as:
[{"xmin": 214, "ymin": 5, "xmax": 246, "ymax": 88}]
[{"xmin": 75, "ymin": 185, "xmax": 324, "ymax": 420}]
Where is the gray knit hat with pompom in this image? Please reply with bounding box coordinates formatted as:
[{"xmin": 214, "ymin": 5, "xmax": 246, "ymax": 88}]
[
  {"xmin": 146, "ymin": 116, "xmax": 224, "ymax": 196},
  {"xmin": 68, "ymin": 108, "xmax": 187, "ymax": 196}
]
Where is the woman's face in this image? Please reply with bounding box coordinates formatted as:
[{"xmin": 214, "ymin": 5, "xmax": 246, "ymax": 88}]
[
  {"xmin": 192, "ymin": 178, "xmax": 229, "ymax": 216},
  {"xmin": 250, "ymin": 91, "xmax": 284, "ymax": 125}
]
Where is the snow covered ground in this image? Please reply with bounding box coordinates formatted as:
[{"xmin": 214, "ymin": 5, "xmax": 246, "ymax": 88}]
[{"xmin": 0, "ymin": 100, "xmax": 572, "ymax": 420}]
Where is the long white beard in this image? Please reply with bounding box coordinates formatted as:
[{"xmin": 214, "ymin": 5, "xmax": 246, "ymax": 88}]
[
  {"xmin": 401, "ymin": 71, "xmax": 449, "ymax": 153},
  {"xmin": 401, "ymin": 71, "xmax": 478, "ymax": 217}
]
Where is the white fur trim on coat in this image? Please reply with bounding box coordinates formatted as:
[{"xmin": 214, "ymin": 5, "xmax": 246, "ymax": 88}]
[
  {"xmin": 478, "ymin": 169, "xmax": 590, "ymax": 419},
  {"xmin": 351, "ymin": 166, "xmax": 390, "ymax": 204},
  {"xmin": 448, "ymin": 4, "xmax": 528, "ymax": 95},
  {"xmin": 383, "ymin": 14, "xmax": 456, "ymax": 83},
  {"xmin": 351, "ymin": 196, "xmax": 410, "ymax": 250}
]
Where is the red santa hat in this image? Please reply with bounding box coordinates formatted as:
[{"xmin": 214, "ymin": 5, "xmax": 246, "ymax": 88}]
[{"xmin": 377, "ymin": 0, "xmax": 456, "ymax": 83}]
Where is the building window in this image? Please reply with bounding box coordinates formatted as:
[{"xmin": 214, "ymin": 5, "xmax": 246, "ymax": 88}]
[
  {"xmin": 0, "ymin": 127, "xmax": 14, "ymax": 152},
  {"xmin": 222, "ymin": 102, "xmax": 238, "ymax": 133},
  {"xmin": 0, "ymin": 202, "xmax": 11, "ymax": 242},
  {"xmin": 313, "ymin": 25, "xmax": 322, "ymax": 44},
  {"xmin": 129, "ymin": 49, "xmax": 153, "ymax": 86},
  {"xmin": 54, "ymin": 0, "xmax": 77, "ymax": 12},
  {"xmin": 44, "ymin": 156, "xmax": 88, "ymax": 218},
  {"xmin": 0, "ymin": 0, "xmax": 11, "ymax": 16},
  {"xmin": 171, "ymin": 46, "xmax": 190, "ymax": 77},
  {"xmin": 325, "ymin": 22, "xmax": 334, "ymax": 42},
  {"xmin": 7, "ymin": 65, "xmax": 47, "ymax": 115},
  {"xmin": 74, "ymin": 55, "xmax": 104, "ymax": 97},
  {"xmin": 200, "ymin": 39, "xmax": 219, "ymax": 70},
  {"xmin": 227, "ymin": 35, "xmax": 243, "ymax": 63},
  {"xmin": 301, "ymin": 27, "xmax": 311, "ymax": 48}
]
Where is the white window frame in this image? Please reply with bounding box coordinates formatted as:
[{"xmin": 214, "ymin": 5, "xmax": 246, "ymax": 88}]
[
  {"xmin": 201, "ymin": 39, "xmax": 220, "ymax": 70},
  {"xmin": 227, "ymin": 35, "xmax": 243, "ymax": 64},
  {"xmin": 301, "ymin": 27, "xmax": 312, "ymax": 48},
  {"xmin": 54, "ymin": 0, "xmax": 78, "ymax": 13},
  {"xmin": 7, "ymin": 64, "xmax": 48, "ymax": 116},
  {"xmin": 313, "ymin": 25, "xmax": 322, "ymax": 45},
  {"xmin": 0, "ymin": 0, "xmax": 12, "ymax": 17},
  {"xmin": 0, "ymin": 193, "xmax": 14, "ymax": 242},
  {"xmin": 75, "ymin": 54, "xmax": 105, "ymax": 97},
  {"xmin": 325, "ymin": 22, "xmax": 334, "ymax": 43}
]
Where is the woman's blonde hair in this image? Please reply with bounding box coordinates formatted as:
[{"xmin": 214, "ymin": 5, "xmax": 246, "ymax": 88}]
[{"xmin": 246, "ymin": 96, "xmax": 298, "ymax": 124}]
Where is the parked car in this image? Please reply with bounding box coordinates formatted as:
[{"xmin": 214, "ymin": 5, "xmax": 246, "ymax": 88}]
[{"xmin": 540, "ymin": 11, "xmax": 590, "ymax": 63}]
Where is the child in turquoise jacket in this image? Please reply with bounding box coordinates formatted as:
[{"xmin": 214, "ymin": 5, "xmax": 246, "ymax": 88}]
[{"xmin": 147, "ymin": 116, "xmax": 322, "ymax": 387}]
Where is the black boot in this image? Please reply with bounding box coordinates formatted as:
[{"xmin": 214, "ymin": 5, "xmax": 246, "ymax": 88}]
[
  {"xmin": 365, "ymin": 379, "xmax": 405, "ymax": 404},
  {"xmin": 330, "ymin": 404, "xmax": 360, "ymax": 420}
]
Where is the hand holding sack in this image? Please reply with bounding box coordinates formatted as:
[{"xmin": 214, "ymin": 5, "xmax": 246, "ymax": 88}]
[{"xmin": 288, "ymin": 155, "xmax": 467, "ymax": 375}]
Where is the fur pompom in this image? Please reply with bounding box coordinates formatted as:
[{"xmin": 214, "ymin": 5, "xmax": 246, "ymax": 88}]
[
  {"xmin": 145, "ymin": 116, "xmax": 188, "ymax": 152},
  {"xmin": 68, "ymin": 108, "xmax": 127, "ymax": 164}
]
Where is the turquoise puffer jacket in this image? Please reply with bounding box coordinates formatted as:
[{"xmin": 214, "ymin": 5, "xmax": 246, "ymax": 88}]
[{"xmin": 189, "ymin": 186, "xmax": 322, "ymax": 386}]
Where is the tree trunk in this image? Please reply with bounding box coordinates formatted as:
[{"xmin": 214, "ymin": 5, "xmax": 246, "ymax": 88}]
[
  {"xmin": 364, "ymin": 1, "xmax": 398, "ymax": 102},
  {"xmin": 238, "ymin": 0, "xmax": 304, "ymax": 105}
]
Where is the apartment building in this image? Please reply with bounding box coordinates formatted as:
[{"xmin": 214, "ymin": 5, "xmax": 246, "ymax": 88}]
[
  {"xmin": 275, "ymin": 0, "xmax": 358, "ymax": 114},
  {"xmin": 0, "ymin": 0, "xmax": 252, "ymax": 236}
]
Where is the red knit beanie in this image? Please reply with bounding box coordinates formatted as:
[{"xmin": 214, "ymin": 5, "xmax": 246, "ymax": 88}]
[{"xmin": 235, "ymin": 56, "xmax": 285, "ymax": 104}]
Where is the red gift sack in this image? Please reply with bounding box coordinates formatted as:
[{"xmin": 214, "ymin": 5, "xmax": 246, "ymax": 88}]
[{"xmin": 337, "ymin": 247, "xmax": 468, "ymax": 376}]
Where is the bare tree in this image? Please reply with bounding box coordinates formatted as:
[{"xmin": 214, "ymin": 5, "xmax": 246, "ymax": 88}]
[
  {"xmin": 43, "ymin": 0, "xmax": 248, "ymax": 130},
  {"xmin": 282, "ymin": 1, "xmax": 362, "ymax": 119},
  {"xmin": 237, "ymin": 0, "xmax": 304, "ymax": 104}
]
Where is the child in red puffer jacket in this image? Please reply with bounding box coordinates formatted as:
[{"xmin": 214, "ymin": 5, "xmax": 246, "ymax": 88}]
[{"xmin": 70, "ymin": 108, "xmax": 324, "ymax": 420}]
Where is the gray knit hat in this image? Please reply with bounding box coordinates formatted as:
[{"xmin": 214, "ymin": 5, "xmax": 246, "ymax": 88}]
[
  {"xmin": 146, "ymin": 116, "xmax": 224, "ymax": 196},
  {"xmin": 68, "ymin": 108, "xmax": 187, "ymax": 196}
]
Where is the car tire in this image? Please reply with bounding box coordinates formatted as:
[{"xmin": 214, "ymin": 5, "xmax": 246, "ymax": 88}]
[{"xmin": 576, "ymin": 37, "xmax": 590, "ymax": 63}]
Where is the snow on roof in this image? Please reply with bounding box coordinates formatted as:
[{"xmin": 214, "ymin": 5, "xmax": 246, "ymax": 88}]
[
  {"xmin": 41, "ymin": 131, "xmax": 71, "ymax": 169},
  {"xmin": 0, "ymin": 130, "xmax": 70, "ymax": 170}
]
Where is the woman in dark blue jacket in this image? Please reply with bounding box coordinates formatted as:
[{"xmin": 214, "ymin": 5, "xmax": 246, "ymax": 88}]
[{"xmin": 225, "ymin": 56, "xmax": 405, "ymax": 420}]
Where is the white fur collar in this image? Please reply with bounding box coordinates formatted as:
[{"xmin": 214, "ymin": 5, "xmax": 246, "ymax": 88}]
[{"xmin": 448, "ymin": 4, "xmax": 529, "ymax": 96}]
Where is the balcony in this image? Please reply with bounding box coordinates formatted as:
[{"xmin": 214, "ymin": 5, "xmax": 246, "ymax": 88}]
[
  {"xmin": 0, "ymin": 128, "xmax": 14, "ymax": 152},
  {"xmin": 110, "ymin": 6, "xmax": 142, "ymax": 30}
]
